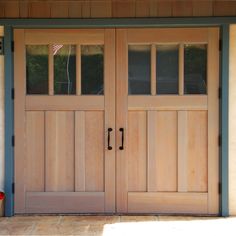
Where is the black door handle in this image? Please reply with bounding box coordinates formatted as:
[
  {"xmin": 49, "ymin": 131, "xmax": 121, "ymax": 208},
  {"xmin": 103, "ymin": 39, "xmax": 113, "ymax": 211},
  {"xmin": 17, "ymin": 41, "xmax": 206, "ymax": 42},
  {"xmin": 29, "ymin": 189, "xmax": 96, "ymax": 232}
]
[
  {"xmin": 119, "ymin": 128, "xmax": 124, "ymax": 150},
  {"xmin": 108, "ymin": 128, "xmax": 113, "ymax": 150}
]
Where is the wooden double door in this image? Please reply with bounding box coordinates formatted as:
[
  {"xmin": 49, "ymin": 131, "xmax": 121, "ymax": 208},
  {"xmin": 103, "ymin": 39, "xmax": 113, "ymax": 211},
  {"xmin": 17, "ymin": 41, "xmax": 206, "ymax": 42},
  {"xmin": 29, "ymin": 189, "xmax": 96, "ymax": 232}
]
[{"xmin": 14, "ymin": 28, "xmax": 219, "ymax": 214}]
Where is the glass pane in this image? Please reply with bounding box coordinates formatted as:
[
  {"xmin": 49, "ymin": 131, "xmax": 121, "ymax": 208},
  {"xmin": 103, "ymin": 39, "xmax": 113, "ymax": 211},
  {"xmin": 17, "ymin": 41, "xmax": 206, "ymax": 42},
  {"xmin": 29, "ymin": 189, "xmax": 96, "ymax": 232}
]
[
  {"xmin": 26, "ymin": 45, "xmax": 48, "ymax": 94},
  {"xmin": 184, "ymin": 44, "xmax": 207, "ymax": 94},
  {"xmin": 54, "ymin": 45, "xmax": 76, "ymax": 95},
  {"xmin": 128, "ymin": 45, "xmax": 151, "ymax": 95},
  {"xmin": 156, "ymin": 45, "xmax": 179, "ymax": 94},
  {"xmin": 81, "ymin": 45, "xmax": 104, "ymax": 95}
]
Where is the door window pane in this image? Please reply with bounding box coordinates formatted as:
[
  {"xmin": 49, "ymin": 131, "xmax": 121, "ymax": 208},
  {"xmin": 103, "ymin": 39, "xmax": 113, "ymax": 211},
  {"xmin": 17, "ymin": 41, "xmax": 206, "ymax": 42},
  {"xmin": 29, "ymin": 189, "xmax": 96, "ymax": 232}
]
[
  {"xmin": 54, "ymin": 45, "xmax": 76, "ymax": 95},
  {"xmin": 81, "ymin": 45, "xmax": 104, "ymax": 95},
  {"xmin": 184, "ymin": 45, "xmax": 207, "ymax": 94},
  {"xmin": 26, "ymin": 45, "xmax": 48, "ymax": 94},
  {"xmin": 156, "ymin": 45, "xmax": 179, "ymax": 94},
  {"xmin": 128, "ymin": 45, "xmax": 151, "ymax": 95}
]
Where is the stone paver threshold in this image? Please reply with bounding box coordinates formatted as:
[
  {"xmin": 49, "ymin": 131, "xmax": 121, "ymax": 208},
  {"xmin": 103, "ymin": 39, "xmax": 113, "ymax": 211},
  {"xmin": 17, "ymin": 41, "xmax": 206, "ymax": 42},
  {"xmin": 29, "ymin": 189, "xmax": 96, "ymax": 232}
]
[{"xmin": 0, "ymin": 215, "xmax": 235, "ymax": 235}]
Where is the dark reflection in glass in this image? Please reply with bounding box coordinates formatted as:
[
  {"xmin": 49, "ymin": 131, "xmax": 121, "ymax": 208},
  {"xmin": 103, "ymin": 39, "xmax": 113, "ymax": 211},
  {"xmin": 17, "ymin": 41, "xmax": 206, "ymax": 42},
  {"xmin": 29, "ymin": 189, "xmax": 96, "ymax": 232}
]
[
  {"xmin": 184, "ymin": 44, "xmax": 207, "ymax": 94},
  {"xmin": 81, "ymin": 45, "xmax": 104, "ymax": 95},
  {"xmin": 54, "ymin": 45, "xmax": 76, "ymax": 95},
  {"xmin": 128, "ymin": 45, "xmax": 151, "ymax": 95},
  {"xmin": 26, "ymin": 45, "xmax": 48, "ymax": 94},
  {"xmin": 156, "ymin": 45, "xmax": 179, "ymax": 94}
]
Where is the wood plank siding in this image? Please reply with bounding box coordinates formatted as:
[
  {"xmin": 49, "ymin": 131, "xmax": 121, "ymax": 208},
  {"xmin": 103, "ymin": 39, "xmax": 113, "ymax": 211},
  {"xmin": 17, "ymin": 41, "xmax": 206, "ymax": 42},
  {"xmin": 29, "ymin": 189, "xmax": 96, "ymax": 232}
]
[{"xmin": 0, "ymin": 1, "xmax": 236, "ymax": 18}]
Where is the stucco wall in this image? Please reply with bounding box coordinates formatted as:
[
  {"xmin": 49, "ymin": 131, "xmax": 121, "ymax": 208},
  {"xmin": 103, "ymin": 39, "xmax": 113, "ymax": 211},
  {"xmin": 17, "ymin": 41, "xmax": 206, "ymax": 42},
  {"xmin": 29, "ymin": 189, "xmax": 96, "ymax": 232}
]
[
  {"xmin": 0, "ymin": 26, "xmax": 4, "ymax": 192},
  {"xmin": 229, "ymin": 25, "xmax": 236, "ymax": 215}
]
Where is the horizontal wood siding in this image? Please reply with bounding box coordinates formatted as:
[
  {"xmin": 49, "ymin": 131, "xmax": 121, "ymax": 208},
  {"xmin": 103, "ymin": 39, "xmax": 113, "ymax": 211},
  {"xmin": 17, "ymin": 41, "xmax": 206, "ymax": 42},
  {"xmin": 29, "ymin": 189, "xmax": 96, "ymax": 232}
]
[{"xmin": 0, "ymin": 1, "xmax": 236, "ymax": 18}]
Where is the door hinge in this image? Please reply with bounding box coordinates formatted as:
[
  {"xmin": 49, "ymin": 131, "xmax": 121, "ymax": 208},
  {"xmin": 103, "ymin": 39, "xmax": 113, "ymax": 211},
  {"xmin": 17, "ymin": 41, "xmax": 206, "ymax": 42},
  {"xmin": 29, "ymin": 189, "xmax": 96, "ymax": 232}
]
[
  {"xmin": 0, "ymin": 37, "xmax": 4, "ymax": 55},
  {"xmin": 218, "ymin": 135, "xmax": 222, "ymax": 147},
  {"xmin": 219, "ymin": 87, "xmax": 222, "ymax": 99},
  {"xmin": 11, "ymin": 88, "xmax": 14, "ymax": 100},
  {"xmin": 11, "ymin": 41, "xmax": 14, "ymax": 52},
  {"xmin": 12, "ymin": 135, "xmax": 15, "ymax": 147},
  {"xmin": 219, "ymin": 182, "xmax": 222, "ymax": 194},
  {"xmin": 219, "ymin": 39, "xmax": 222, "ymax": 51},
  {"xmin": 12, "ymin": 182, "xmax": 15, "ymax": 194}
]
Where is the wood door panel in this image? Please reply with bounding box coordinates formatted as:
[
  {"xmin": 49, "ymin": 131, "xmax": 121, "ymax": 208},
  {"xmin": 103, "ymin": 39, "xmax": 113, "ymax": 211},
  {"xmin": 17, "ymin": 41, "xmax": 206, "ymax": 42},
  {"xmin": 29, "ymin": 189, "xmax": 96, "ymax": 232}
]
[
  {"xmin": 148, "ymin": 111, "xmax": 178, "ymax": 192},
  {"xmin": 26, "ymin": 111, "xmax": 45, "ymax": 192},
  {"xmin": 128, "ymin": 192, "xmax": 208, "ymax": 214},
  {"xmin": 26, "ymin": 192, "xmax": 105, "ymax": 213},
  {"xmin": 187, "ymin": 111, "xmax": 208, "ymax": 192},
  {"xmin": 128, "ymin": 111, "xmax": 147, "ymax": 192},
  {"xmin": 75, "ymin": 111, "xmax": 86, "ymax": 192},
  {"xmin": 84, "ymin": 111, "xmax": 104, "ymax": 192},
  {"xmin": 45, "ymin": 111, "xmax": 75, "ymax": 192}
]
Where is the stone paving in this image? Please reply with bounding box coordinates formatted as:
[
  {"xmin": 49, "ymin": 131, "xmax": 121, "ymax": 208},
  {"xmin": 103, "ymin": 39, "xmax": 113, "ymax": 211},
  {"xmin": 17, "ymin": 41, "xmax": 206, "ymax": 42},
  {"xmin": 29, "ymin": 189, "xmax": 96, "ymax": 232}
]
[{"xmin": 0, "ymin": 215, "xmax": 235, "ymax": 235}]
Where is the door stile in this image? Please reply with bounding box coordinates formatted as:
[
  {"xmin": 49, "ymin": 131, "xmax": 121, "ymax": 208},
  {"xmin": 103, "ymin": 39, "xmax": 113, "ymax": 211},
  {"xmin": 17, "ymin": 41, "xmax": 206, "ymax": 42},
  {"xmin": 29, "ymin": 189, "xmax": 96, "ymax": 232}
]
[
  {"xmin": 104, "ymin": 29, "xmax": 116, "ymax": 212},
  {"xmin": 207, "ymin": 28, "xmax": 220, "ymax": 214},
  {"xmin": 14, "ymin": 29, "xmax": 26, "ymax": 213},
  {"xmin": 116, "ymin": 29, "xmax": 129, "ymax": 213}
]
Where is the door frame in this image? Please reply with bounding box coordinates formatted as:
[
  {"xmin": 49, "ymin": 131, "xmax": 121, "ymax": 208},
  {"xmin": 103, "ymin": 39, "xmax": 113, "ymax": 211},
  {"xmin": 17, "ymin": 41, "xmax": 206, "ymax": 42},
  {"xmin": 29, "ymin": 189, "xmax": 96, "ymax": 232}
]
[{"xmin": 1, "ymin": 18, "xmax": 229, "ymax": 216}]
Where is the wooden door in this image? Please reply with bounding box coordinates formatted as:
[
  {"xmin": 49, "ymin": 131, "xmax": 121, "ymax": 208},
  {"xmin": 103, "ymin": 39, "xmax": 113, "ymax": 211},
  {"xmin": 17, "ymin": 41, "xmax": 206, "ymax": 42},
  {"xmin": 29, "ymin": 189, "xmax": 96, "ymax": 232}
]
[
  {"xmin": 14, "ymin": 29, "xmax": 116, "ymax": 213},
  {"xmin": 116, "ymin": 28, "xmax": 219, "ymax": 214}
]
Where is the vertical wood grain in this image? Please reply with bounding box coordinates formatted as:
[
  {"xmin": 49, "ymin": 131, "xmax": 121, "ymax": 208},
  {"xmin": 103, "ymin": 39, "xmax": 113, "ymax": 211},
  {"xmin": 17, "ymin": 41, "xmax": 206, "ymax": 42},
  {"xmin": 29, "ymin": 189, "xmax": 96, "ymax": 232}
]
[
  {"xmin": 85, "ymin": 111, "xmax": 104, "ymax": 192},
  {"xmin": 148, "ymin": 111, "xmax": 177, "ymax": 192},
  {"xmin": 51, "ymin": 1, "xmax": 69, "ymax": 18},
  {"xmin": 193, "ymin": 1, "xmax": 213, "ymax": 16},
  {"xmin": 46, "ymin": 111, "xmax": 75, "ymax": 192},
  {"xmin": 26, "ymin": 112, "xmax": 45, "ymax": 192},
  {"xmin": 19, "ymin": 1, "xmax": 29, "ymax": 18},
  {"xmin": 207, "ymin": 28, "xmax": 219, "ymax": 214},
  {"xmin": 5, "ymin": 1, "xmax": 19, "ymax": 18},
  {"xmin": 69, "ymin": 1, "xmax": 82, "ymax": 18},
  {"xmin": 113, "ymin": 0, "xmax": 135, "ymax": 17},
  {"xmin": 75, "ymin": 111, "xmax": 85, "ymax": 192},
  {"xmin": 136, "ymin": 0, "xmax": 150, "ymax": 17},
  {"xmin": 29, "ymin": 2, "xmax": 51, "ymax": 18},
  {"xmin": 104, "ymin": 29, "xmax": 116, "ymax": 212},
  {"xmin": 178, "ymin": 111, "xmax": 188, "ymax": 192},
  {"xmin": 116, "ymin": 29, "xmax": 128, "ymax": 212},
  {"xmin": 157, "ymin": 1, "xmax": 172, "ymax": 17},
  {"xmin": 2, "ymin": 1, "xmax": 236, "ymax": 18},
  {"xmin": 187, "ymin": 111, "xmax": 208, "ymax": 192},
  {"xmin": 91, "ymin": 1, "xmax": 112, "ymax": 18},
  {"xmin": 0, "ymin": 3, "xmax": 4, "ymax": 17},
  {"xmin": 172, "ymin": 0, "xmax": 193, "ymax": 17},
  {"xmin": 149, "ymin": 0, "xmax": 158, "ymax": 17},
  {"xmin": 128, "ymin": 111, "xmax": 147, "ymax": 192},
  {"xmin": 151, "ymin": 44, "xmax": 156, "ymax": 95},
  {"xmin": 14, "ymin": 29, "xmax": 26, "ymax": 213},
  {"xmin": 82, "ymin": 1, "xmax": 91, "ymax": 18},
  {"xmin": 213, "ymin": 1, "xmax": 236, "ymax": 16}
]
